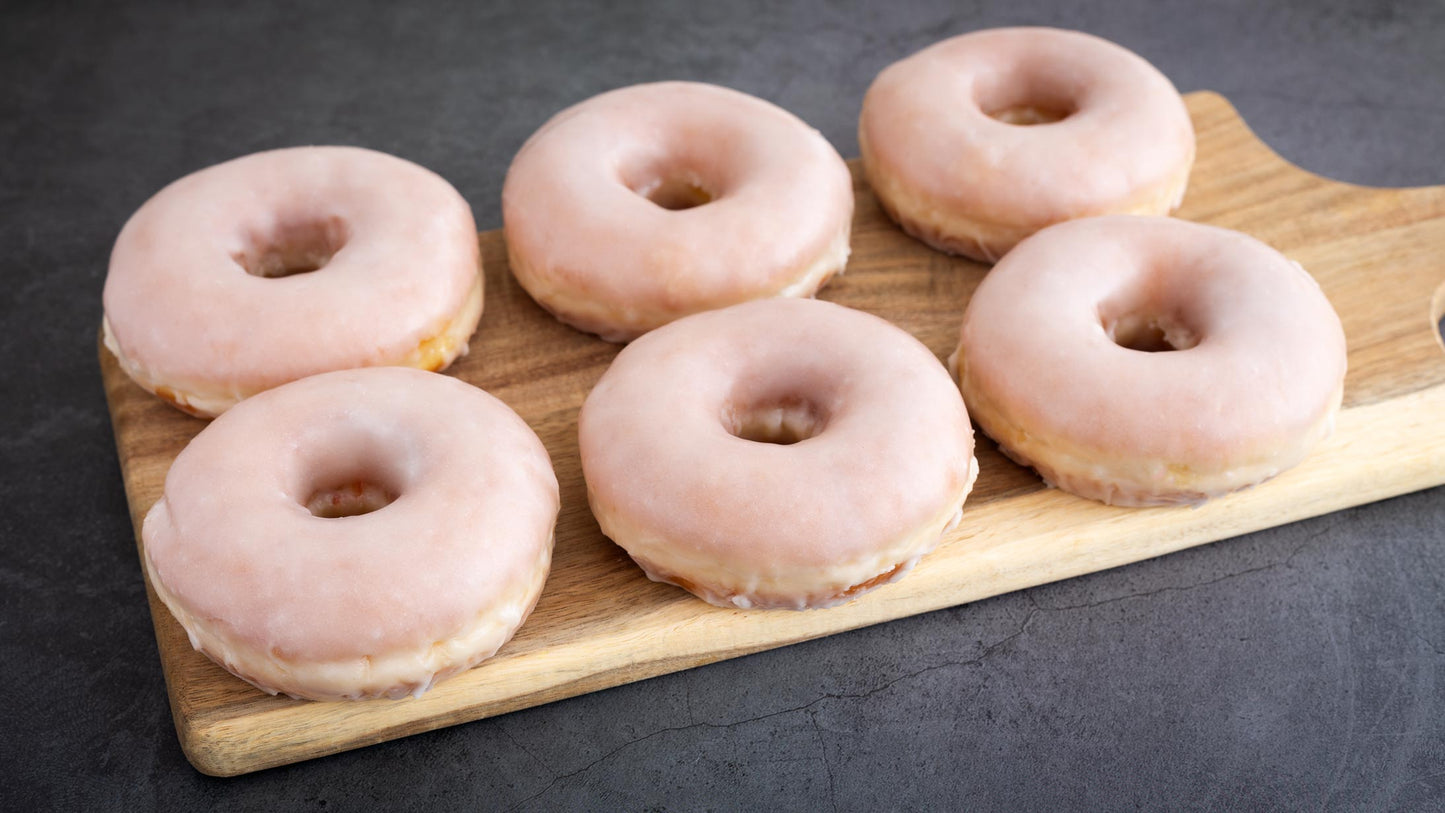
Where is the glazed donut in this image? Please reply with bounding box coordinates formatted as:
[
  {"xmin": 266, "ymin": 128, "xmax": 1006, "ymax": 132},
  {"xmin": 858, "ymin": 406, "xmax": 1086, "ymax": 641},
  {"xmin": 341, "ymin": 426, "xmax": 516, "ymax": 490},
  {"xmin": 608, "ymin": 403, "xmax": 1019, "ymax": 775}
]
[
  {"xmin": 859, "ymin": 27, "xmax": 1195, "ymax": 262},
  {"xmin": 502, "ymin": 82, "xmax": 854, "ymax": 342},
  {"xmin": 952, "ymin": 216, "xmax": 1346, "ymax": 506},
  {"xmin": 579, "ymin": 297, "xmax": 977, "ymax": 609},
  {"xmin": 142, "ymin": 367, "xmax": 558, "ymax": 700},
  {"xmin": 103, "ymin": 146, "xmax": 482, "ymax": 418}
]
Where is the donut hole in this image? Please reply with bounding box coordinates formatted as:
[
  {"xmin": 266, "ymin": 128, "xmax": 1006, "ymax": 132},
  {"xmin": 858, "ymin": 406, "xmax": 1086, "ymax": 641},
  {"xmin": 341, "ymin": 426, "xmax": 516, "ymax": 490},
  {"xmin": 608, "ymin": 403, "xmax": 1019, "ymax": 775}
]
[
  {"xmin": 234, "ymin": 215, "xmax": 350, "ymax": 278},
  {"xmin": 292, "ymin": 423, "xmax": 411, "ymax": 519},
  {"xmin": 725, "ymin": 396, "xmax": 828, "ymax": 445},
  {"xmin": 620, "ymin": 159, "xmax": 716, "ymax": 211},
  {"xmin": 640, "ymin": 176, "xmax": 714, "ymax": 211},
  {"xmin": 305, "ymin": 479, "xmax": 399, "ymax": 519},
  {"xmin": 987, "ymin": 105, "xmax": 1073, "ymax": 126},
  {"xmin": 974, "ymin": 72, "xmax": 1079, "ymax": 126},
  {"xmin": 1103, "ymin": 311, "xmax": 1201, "ymax": 353}
]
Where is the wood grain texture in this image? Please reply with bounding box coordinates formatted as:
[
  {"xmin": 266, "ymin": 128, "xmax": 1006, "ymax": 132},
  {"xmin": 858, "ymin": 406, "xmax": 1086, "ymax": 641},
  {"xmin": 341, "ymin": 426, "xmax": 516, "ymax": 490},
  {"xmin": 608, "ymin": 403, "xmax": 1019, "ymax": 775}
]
[{"xmin": 99, "ymin": 92, "xmax": 1445, "ymax": 776}]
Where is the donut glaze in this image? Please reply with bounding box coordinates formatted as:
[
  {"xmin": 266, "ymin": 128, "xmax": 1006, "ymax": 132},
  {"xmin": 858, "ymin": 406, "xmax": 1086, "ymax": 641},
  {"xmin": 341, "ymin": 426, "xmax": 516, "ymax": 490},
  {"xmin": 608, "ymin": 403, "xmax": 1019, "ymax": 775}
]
[
  {"xmin": 953, "ymin": 216, "xmax": 1347, "ymax": 506},
  {"xmin": 103, "ymin": 146, "xmax": 483, "ymax": 418},
  {"xmin": 142, "ymin": 367, "xmax": 558, "ymax": 700},
  {"xmin": 503, "ymin": 82, "xmax": 854, "ymax": 342},
  {"xmin": 860, "ymin": 28, "xmax": 1195, "ymax": 262},
  {"xmin": 580, "ymin": 298, "xmax": 977, "ymax": 609}
]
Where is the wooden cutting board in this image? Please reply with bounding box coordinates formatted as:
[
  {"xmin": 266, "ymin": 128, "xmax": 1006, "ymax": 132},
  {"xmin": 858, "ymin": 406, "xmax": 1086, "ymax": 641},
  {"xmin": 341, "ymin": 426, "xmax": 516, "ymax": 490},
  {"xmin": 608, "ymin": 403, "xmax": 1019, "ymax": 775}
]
[{"xmin": 100, "ymin": 92, "xmax": 1445, "ymax": 776}]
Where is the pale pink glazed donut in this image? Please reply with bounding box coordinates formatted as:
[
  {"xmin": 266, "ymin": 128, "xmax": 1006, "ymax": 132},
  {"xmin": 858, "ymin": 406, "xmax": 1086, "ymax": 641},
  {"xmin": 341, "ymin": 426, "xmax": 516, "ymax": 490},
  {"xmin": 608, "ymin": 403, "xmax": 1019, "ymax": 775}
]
[
  {"xmin": 502, "ymin": 82, "xmax": 854, "ymax": 342},
  {"xmin": 859, "ymin": 27, "xmax": 1195, "ymax": 262},
  {"xmin": 953, "ymin": 216, "xmax": 1346, "ymax": 506},
  {"xmin": 103, "ymin": 146, "xmax": 483, "ymax": 418},
  {"xmin": 579, "ymin": 298, "xmax": 977, "ymax": 610},
  {"xmin": 142, "ymin": 367, "xmax": 558, "ymax": 701}
]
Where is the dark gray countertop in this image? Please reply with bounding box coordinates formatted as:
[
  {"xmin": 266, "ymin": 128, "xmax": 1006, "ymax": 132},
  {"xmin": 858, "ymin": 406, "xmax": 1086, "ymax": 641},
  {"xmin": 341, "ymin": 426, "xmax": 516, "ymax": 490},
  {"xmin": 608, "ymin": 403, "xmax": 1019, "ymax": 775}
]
[{"xmin": 4, "ymin": 1, "xmax": 1443, "ymax": 809}]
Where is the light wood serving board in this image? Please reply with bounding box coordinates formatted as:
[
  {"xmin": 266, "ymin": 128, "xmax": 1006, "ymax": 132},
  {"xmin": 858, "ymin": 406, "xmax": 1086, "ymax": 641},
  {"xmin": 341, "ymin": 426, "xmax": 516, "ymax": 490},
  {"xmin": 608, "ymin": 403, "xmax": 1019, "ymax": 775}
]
[{"xmin": 100, "ymin": 92, "xmax": 1445, "ymax": 776}]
